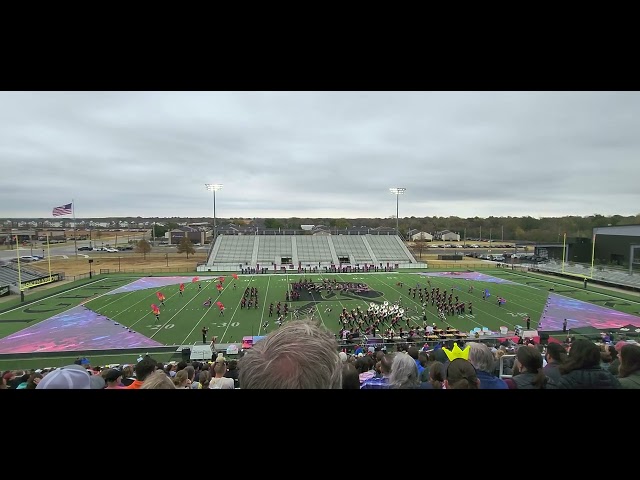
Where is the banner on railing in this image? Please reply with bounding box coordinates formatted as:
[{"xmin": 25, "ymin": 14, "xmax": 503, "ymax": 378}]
[{"xmin": 20, "ymin": 273, "xmax": 60, "ymax": 290}]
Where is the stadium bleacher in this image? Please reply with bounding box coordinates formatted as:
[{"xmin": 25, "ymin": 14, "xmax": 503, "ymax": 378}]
[{"xmin": 204, "ymin": 234, "xmax": 418, "ymax": 269}]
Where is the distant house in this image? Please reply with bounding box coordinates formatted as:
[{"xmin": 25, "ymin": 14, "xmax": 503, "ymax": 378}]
[
  {"xmin": 187, "ymin": 222, "xmax": 210, "ymax": 230},
  {"xmin": 370, "ymin": 226, "xmax": 397, "ymax": 235},
  {"xmin": 169, "ymin": 227, "xmax": 205, "ymax": 245},
  {"xmin": 440, "ymin": 230, "xmax": 461, "ymax": 242},
  {"xmin": 410, "ymin": 231, "xmax": 433, "ymax": 241},
  {"xmin": 216, "ymin": 224, "xmax": 243, "ymax": 235}
]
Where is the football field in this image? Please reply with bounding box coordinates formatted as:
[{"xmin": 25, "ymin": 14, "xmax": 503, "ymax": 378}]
[{"xmin": 1, "ymin": 268, "xmax": 640, "ymax": 370}]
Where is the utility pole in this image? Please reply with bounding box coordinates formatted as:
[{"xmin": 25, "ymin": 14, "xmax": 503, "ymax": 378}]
[
  {"xmin": 389, "ymin": 187, "xmax": 406, "ymax": 238},
  {"xmin": 205, "ymin": 183, "xmax": 223, "ymax": 245}
]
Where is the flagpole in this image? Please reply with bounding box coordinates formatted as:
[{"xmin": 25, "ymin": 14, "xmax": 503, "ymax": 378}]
[
  {"xmin": 72, "ymin": 199, "xmax": 78, "ymax": 259},
  {"xmin": 561, "ymin": 232, "xmax": 567, "ymax": 274},
  {"xmin": 590, "ymin": 233, "xmax": 596, "ymax": 279}
]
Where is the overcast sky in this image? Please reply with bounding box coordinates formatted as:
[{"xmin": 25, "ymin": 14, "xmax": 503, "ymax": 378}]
[{"xmin": 1, "ymin": 91, "xmax": 638, "ymax": 220}]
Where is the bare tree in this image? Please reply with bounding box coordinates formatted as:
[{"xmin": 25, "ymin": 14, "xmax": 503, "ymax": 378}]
[
  {"xmin": 176, "ymin": 237, "xmax": 195, "ymax": 259},
  {"xmin": 136, "ymin": 239, "xmax": 152, "ymax": 260}
]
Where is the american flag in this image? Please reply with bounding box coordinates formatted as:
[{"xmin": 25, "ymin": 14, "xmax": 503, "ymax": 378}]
[{"xmin": 52, "ymin": 203, "xmax": 73, "ymax": 216}]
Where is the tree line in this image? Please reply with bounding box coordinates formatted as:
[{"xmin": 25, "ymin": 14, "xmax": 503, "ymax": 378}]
[
  {"xmin": 261, "ymin": 214, "xmax": 640, "ymax": 243},
  {"xmin": 83, "ymin": 214, "xmax": 640, "ymax": 245}
]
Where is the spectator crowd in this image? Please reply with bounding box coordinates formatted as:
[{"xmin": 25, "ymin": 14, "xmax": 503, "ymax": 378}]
[{"xmin": 2, "ymin": 319, "xmax": 640, "ymax": 389}]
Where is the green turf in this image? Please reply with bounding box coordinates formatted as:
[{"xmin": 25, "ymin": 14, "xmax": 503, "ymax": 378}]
[
  {"xmin": 79, "ymin": 271, "xmax": 539, "ymax": 345},
  {"xmin": 1, "ymin": 268, "xmax": 639, "ymax": 371}
]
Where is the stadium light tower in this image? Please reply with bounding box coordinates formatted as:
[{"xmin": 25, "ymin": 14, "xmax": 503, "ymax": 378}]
[
  {"xmin": 205, "ymin": 183, "xmax": 223, "ymax": 245},
  {"xmin": 389, "ymin": 187, "xmax": 406, "ymax": 237}
]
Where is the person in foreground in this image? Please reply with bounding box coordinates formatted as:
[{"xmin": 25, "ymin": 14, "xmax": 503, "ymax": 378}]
[
  {"xmin": 420, "ymin": 361, "xmax": 445, "ymax": 389},
  {"xmin": 361, "ymin": 354, "xmax": 393, "ymax": 389},
  {"xmin": 617, "ymin": 344, "xmax": 640, "ymax": 389},
  {"xmin": 555, "ymin": 339, "xmax": 622, "ymax": 389},
  {"xmin": 140, "ymin": 370, "xmax": 177, "ymax": 389},
  {"xmin": 36, "ymin": 364, "xmax": 105, "ymax": 389},
  {"xmin": 445, "ymin": 358, "xmax": 480, "ymax": 389},
  {"xmin": 442, "ymin": 342, "xmax": 479, "ymax": 389},
  {"xmin": 504, "ymin": 344, "xmax": 556, "ymax": 389},
  {"xmin": 388, "ymin": 352, "xmax": 421, "ymax": 389},
  {"xmin": 125, "ymin": 357, "xmax": 158, "ymax": 389},
  {"xmin": 543, "ymin": 342, "xmax": 567, "ymax": 383},
  {"xmin": 466, "ymin": 342, "xmax": 508, "ymax": 389},
  {"xmin": 238, "ymin": 318, "xmax": 342, "ymax": 389}
]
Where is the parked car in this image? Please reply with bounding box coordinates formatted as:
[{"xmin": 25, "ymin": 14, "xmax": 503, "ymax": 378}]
[
  {"xmin": 103, "ymin": 248, "xmax": 118, "ymax": 253},
  {"xmin": 78, "ymin": 246, "xmax": 92, "ymax": 251}
]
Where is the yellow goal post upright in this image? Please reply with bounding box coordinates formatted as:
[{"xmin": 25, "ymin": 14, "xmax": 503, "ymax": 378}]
[
  {"xmin": 14, "ymin": 233, "xmax": 56, "ymax": 299},
  {"xmin": 14, "ymin": 235, "xmax": 22, "ymax": 295},
  {"xmin": 590, "ymin": 232, "xmax": 596, "ymax": 279},
  {"xmin": 561, "ymin": 232, "xmax": 566, "ymax": 274}
]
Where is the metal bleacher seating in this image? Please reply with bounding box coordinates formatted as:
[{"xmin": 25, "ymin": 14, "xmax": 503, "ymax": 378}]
[
  {"xmin": 527, "ymin": 260, "xmax": 640, "ymax": 290},
  {"xmin": 331, "ymin": 235, "xmax": 373, "ymax": 264},
  {"xmin": 256, "ymin": 235, "xmax": 292, "ymax": 265},
  {"xmin": 212, "ymin": 235, "xmax": 255, "ymax": 264},
  {"xmin": 365, "ymin": 235, "xmax": 414, "ymax": 263},
  {"xmin": 0, "ymin": 268, "xmax": 18, "ymax": 286},
  {"xmin": 296, "ymin": 236, "xmax": 334, "ymax": 264},
  {"xmin": 1, "ymin": 263, "xmax": 44, "ymax": 286},
  {"xmin": 207, "ymin": 234, "xmax": 418, "ymax": 267}
]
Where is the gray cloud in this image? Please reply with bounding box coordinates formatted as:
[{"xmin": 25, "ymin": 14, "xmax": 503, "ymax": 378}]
[{"xmin": 0, "ymin": 91, "xmax": 638, "ymax": 219}]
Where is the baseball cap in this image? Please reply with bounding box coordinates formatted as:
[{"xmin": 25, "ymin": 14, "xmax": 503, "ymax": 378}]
[
  {"xmin": 102, "ymin": 368, "xmax": 123, "ymax": 383},
  {"xmin": 36, "ymin": 364, "xmax": 105, "ymax": 389}
]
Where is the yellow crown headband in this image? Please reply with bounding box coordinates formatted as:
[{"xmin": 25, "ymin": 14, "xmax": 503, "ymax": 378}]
[{"xmin": 442, "ymin": 342, "xmax": 470, "ymax": 361}]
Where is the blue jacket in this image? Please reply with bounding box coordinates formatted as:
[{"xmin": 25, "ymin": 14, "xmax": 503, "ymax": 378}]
[{"xmin": 476, "ymin": 370, "xmax": 508, "ymax": 389}]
